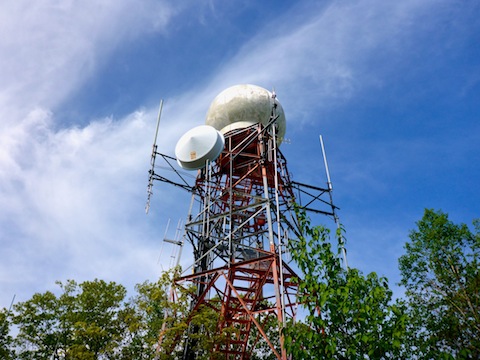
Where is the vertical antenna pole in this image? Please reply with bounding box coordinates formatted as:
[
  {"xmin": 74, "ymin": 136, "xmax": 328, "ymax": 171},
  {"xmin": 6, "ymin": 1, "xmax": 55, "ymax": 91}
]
[
  {"xmin": 8, "ymin": 294, "xmax": 15, "ymax": 313},
  {"xmin": 174, "ymin": 219, "xmax": 184, "ymax": 268},
  {"xmin": 153, "ymin": 99, "xmax": 164, "ymax": 149},
  {"xmin": 319, "ymin": 135, "xmax": 348, "ymax": 269},
  {"xmin": 270, "ymin": 100, "xmax": 288, "ymax": 360},
  {"xmin": 146, "ymin": 99, "xmax": 164, "ymax": 214},
  {"xmin": 319, "ymin": 135, "xmax": 332, "ymax": 191}
]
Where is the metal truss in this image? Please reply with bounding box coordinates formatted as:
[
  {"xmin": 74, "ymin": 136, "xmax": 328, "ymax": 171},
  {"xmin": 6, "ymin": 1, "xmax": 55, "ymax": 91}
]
[{"xmin": 148, "ymin": 110, "xmax": 339, "ymax": 359}]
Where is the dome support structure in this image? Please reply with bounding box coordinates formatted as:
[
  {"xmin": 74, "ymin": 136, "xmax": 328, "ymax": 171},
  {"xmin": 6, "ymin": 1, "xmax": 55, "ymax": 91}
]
[{"xmin": 146, "ymin": 86, "xmax": 341, "ymax": 359}]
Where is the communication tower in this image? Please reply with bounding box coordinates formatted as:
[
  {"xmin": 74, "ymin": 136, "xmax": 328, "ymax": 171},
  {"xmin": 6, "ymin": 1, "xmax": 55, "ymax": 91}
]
[{"xmin": 147, "ymin": 84, "xmax": 340, "ymax": 359}]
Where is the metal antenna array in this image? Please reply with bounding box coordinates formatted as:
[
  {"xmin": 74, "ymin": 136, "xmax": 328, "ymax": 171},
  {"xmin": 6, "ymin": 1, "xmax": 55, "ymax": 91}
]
[
  {"xmin": 145, "ymin": 86, "xmax": 342, "ymax": 359},
  {"xmin": 163, "ymin": 219, "xmax": 184, "ymax": 269}
]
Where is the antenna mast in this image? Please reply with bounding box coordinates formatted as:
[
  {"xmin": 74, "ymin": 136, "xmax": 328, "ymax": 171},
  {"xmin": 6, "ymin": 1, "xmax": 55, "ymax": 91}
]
[
  {"xmin": 146, "ymin": 99, "xmax": 164, "ymax": 214},
  {"xmin": 320, "ymin": 135, "xmax": 348, "ymax": 268}
]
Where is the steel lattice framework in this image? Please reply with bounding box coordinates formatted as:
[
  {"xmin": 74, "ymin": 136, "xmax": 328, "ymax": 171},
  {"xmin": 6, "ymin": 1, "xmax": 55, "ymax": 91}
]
[
  {"xmin": 147, "ymin": 101, "xmax": 338, "ymax": 359},
  {"xmin": 176, "ymin": 122, "xmax": 300, "ymax": 359}
]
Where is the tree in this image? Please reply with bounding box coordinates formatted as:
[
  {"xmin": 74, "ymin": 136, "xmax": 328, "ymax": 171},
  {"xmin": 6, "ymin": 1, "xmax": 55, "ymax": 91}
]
[
  {"xmin": 1, "ymin": 308, "xmax": 14, "ymax": 359},
  {"xmin": 248, "ymin": 303, "xmax": 281, "ymax": 360},
  {"xmin": 6, "ymin": 269, "xmax": 254, "ymax": 359},
  {"xmin": 129, "ymin": 267, "xmax": 193, "ymax": 359},
  {"xmin": 399, "ymin": 209, "xmax": 480, "ymax": 359},
  {"xmin": 284, "ymin": 208, "xmax": 408, "ymax": 359},
  {"xmin": 11, "ymin": 279, "xmax": 133, "ymax": 359}
]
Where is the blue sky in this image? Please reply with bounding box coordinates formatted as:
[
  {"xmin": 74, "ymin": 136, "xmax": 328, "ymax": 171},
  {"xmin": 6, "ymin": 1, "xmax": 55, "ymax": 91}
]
[{"xmin": 1, "ymin": 0, "xmax": 479, "ymax": 308}]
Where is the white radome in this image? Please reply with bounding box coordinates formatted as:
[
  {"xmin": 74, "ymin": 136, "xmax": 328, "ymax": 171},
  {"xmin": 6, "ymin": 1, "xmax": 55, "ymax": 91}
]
[{"xmin": 205, "ymin": 84, "xmax": 286, "ymax": 143}]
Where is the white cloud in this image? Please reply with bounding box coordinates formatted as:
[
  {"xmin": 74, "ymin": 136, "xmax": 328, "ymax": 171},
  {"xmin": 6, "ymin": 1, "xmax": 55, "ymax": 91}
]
[
  {"xmin": 0, "ymin": 110, "xmax": 156, "ymax": 298},
  {"xmin": 0, "ymin": 0, "xmax": 192, "ymax": 306},
  {"xmin": 0, "ymin": 89, "xmax": 217, "ymax": 307},
  {"xmin": 0, "ymin": 0, "xmax": 179, "ymax": 128}
]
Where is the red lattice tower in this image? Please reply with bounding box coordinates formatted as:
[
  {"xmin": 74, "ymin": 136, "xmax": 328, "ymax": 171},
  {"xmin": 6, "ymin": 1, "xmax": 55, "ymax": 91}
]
[
  {"xmin": 147, "ymin": 85, "xmax": 338, "ymax": 359},
  {"xmin": 175, "ymin": 122, "xmax": 300, "ymax": 359}
]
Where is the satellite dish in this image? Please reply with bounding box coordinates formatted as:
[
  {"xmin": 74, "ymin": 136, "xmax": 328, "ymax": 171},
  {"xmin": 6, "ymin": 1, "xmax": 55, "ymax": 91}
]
[{"xmin": 175, "ymin": 125, "xmax": 225, "ymax": 170}]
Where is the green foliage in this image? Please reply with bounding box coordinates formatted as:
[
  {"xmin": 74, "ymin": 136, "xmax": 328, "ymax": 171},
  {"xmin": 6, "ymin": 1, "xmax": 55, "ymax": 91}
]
[
  {"xmin": 5, "ymin": 268, "xmax": 278, "ymax": 359},
  {"xmin": 1, "ymin": 309, "xmax": 14, "ymax": 359},
  {"xmin": 399, "ymin": 209, "xmax": 480, "ymax": 359},
  {"xmin": 136, "ymin": 268, "xmax": 199, "ymax": 359},
  {"xmin": 248, "ymin": 306, "xmax": 281, "ymax": 360},
  {"xmin": 4, "ymin": 209, "xmax": 478, "ymax": 359},
  {"xmin": 284, "ymin": 207, "xmax": 408, "ymax": 359},
  {"xmin": 11, "ymin": 279, "xmax": 130, "ymax": 359},
  {"xmin": 129, "ymin": 268, "xmax": 187, "ymax": 359},
  {"xmin": 6, "ymin": 267, "xmax": 200, "ymax": 359}
]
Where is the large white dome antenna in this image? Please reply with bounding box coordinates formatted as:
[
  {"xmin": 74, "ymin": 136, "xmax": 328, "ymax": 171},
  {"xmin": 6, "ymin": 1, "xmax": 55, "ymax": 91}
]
[{"xmin": 205, "ymin": 84, "xmax": 286, "ymax": 144}]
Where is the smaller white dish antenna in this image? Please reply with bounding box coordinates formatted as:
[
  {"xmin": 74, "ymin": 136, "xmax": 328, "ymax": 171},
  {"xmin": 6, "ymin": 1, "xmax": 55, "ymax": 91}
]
[{"xmin": 175, "ymin": 125, "xmax": 225, "ymax": 170}]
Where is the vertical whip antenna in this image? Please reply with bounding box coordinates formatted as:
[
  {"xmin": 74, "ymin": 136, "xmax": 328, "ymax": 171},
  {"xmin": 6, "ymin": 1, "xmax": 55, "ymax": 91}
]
[
  {"xmin": 146, "ymin": 99, "xmax": 164, "ymax": 214},
  {"xmin": 320, "ymin": 135, "xmax": 348, "ymax": 269}
]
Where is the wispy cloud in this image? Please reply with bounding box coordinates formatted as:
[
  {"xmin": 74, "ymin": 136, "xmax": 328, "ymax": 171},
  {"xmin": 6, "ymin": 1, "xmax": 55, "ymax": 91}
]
[
  {"xmin": 199, "ymin": 0, "xmax": 448, "ymax": 121},
  {"xmin": 0, "ymin": 109, "xmax": 157, "ymax": 296},
  {"xmin": 0, "ymin": 0, "xmax": 189, "ymax": 305},
  {"xmin": 0, "ymin": 0, "xmax": 179, "ymax": 127}
]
